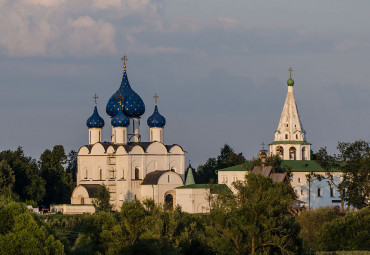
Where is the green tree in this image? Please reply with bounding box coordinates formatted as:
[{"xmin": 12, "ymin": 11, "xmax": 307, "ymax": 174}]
[
  {"xmin": 39, "ymin": 145, "xmax": 75, "ymax": 205},
  {"xmin": 317, "ymin": 206, "xmax": 370, "ymax": 251},
  {"xmin": 207, "ymin": 173, "xmax": 301, "ymax": 255},
  {"xmin": 196, "ymin": 144, "xmax": 246, "ymax": 184},
  {"xmin": 0, "ymin": 147, "xmax": 45, "ymax": 203},
  {"xmin": 0, "ymin": 198, "xmax": 65, "ymax": 255},
  {"xmin": 0, "ymin": 160, "xmax": 15, "ymax": 197},
  {"xmin": 297, "ymin": 207, "xmax": 339, "ymax": 252},
  {"xmin": 92, "ymin": 185, "xmax": 112, "ymax": 212},
  {"xmin": 66, "ymin": 150, "xmax": 78, "ymax": 184},
  {"xmin": 337, "ymin": 140, "xmax": 370, "ymax": 209}
]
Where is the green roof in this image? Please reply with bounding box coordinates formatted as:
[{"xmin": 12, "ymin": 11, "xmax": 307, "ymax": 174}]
[
  {"xmin": 176, "ymin": 184, "xmax": 231, "ymax": 194},
  {"xmin": 217, "ymin": 162, "xmax": 250, "ymax": 172},
  {"xmin": 218, "ymin": 160, "xmax": 342, "ymax": 173},
  {"xmin": 269, "ymin": 141, "xmax": 311, "ymax": 145},
  {"xmin": 185, "ymin": 167, "xmax": 195, "ymax": 185}
]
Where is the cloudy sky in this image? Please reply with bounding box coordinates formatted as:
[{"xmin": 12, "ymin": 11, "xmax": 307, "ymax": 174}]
[{"xmin": 1, "ymin": 0, "xmax": 370, "ymax": 166}]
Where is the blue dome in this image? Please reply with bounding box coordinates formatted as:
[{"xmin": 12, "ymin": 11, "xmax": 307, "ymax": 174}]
[
  {"xmin": 111, "ymin": 107, "xmax": 130, "ymax": 127},
  {"xmin": 106, "ymin": 69, "xmax": 145, "ymax": 118},
  {"xmin": 147, "ymin": 105, "xmax": 166, "ymax": 128},
  {"xmin": 87, "ymin": 106, "xmax": 105, "ymax": 128},
  {"xmin": 124, "ymin": 90, "xmax": 145, "ymax": 118}
]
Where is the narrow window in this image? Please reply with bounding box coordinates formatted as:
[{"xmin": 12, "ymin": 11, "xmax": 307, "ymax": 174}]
[
  {"xmin": 81, "ymin": 197, "xmax": 84, "ymax": 205},
  {"xmin": 122, "ymin": 169, "xmax": 124, "ymax": 179},
  {"xmin": 318, "ymin": 188, "xmax": 321, "ymax": 197},
  {"xmin": 99, "ymin": 169, "xmax": 102, "ymax": 180},
  {"xmin": 135, "ymin": 168, "xmax": 139, "ymax": 180},
  {"xmin": 330, "ymin": 188, "xmax": 334, "ymax": 197},
  {"xmin": 285, "ymin": 134, "xmax": 288, "ymax": 139},
  {"xmin": 296, "ymin": 134, "xmax": 298, "ymax": 139},
  {"xmin": 298, "ymin": 177, "xmax": 301, "ymax": 183},
  {"xmin": 168, "ymin": 175, "xmax": 170, "ymax": 183},
  {"xmin": 301, "ymin": 189, "xmax": 304, "ymax": 195},
  {"xmin": 151, "ymin": 130, "xmax": 153, "ymax": 141},
  {"xmin": 286, "ymin": 123, "xmax": 288, "ymax": 127}
]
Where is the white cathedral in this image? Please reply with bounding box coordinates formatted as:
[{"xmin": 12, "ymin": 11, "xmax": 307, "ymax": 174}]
[
  {"xmin": 67, "ymin": 59, "xmax": 187, "ymax": 212},
  {"xmin": 52, "ymin": 61, "xmax": 344, "ymax": 214}
]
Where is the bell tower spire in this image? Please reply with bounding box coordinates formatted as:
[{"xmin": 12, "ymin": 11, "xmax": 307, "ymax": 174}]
[{"xmin": 269, "ymin": 68, "xmax": 311, "ymax": 161}]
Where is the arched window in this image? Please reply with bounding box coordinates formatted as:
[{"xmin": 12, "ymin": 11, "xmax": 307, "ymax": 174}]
[
  {"xmin": 135, "ymin": 168, "xmax": 139, "ymax": 180},
  {"xmin": 289, "ymin": 147, "xmax": 296, "ymax": 160},
  {"xmin": 302, "ymin": 147, "xmax": 306, "ymax": 160},
  {"xmin": 99, "ymin": 169, "xmax": 103, "ymax": 180},
  {"xmin": 296, "ymin": 134, "xmax": 298, "ymax": 139},
  {"xmin": 165, "ymin": 194, "xmax": 173, "ymax": 209},
  {"xmin": 276, "ymin": 146, "xmax": 284, "ymax": 158},
  {"xmin": 285, "ymin": 134, "xmax": 288, "ymax": 139},
  {"xmin": 81, "ymin": 197, "xmax": 85, "ymax": 205}
]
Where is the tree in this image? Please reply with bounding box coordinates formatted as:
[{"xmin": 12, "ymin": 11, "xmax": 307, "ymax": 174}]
[
  {"xmin": 0, "ymin": 147, "xmax": 45, "ymax": 203},
  {"xmin": 196, "ymin": 144, "xmax": 246, "ymax": 184},
  {"xmin": 207, "ymin": 173, "xmax": 301, "ymax": 255},
  {"xmin": 39, "ymin": 145, "xmax": 75, "ymax": 205},
  {"xmin": 92, "ymin": 185, "xmax": 112, "ymax": 212},
  {"xmin": 66, "ymin": 150, "xmax": 78, "ymax": 184},
  {"xmin": 314, "ymin": 147, "xmax": 345, "ymax": 211},
  {"xmin": 0, "ymin": 198, "xmax": 65, "ymax": 255},
  {"xmin": 337, "ymin": 140, "xmax": 370, "ymax": 209},
  {"xmin": 0, "ymin": 160, "xmax": 15, "ymax": 197}
]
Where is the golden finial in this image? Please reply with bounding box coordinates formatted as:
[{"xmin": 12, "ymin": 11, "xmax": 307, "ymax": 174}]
[
  {"xmin": 93, "ymin": 94, "xmax": 98, "ymax": 106},
  {"xmin": 153, "ymin": 93, "xmax": 159, "ymax": 105},
  {"xmin": 288, "ymin": 67, "xmax": 293, "ymax": 78},
  {"xmin": 121, "ymin": 55, "xmax": 128, "ymax": 70}
]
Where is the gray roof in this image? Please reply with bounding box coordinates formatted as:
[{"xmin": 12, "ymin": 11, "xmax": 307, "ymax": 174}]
[
  {"xmin": 80, "ymin": 184, "xmax": 101, "ymax": 198},
  {"xmin": 82, "ymin": 142, "xmax": 184, "ymax": 154},
  {"xmin": 252, "ymin": 166, "xmax": 288, "ymax": 183},
  {"xmin": 141, "ymin": 170, "xmax": 170, "ymax": 185}
]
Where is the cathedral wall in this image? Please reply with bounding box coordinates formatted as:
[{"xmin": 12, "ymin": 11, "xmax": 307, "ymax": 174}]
[
  {"xmin": 218, "ymin": 170, "xmax": 247, "ymax": 193},
  {"xmin": 175, "ymin": 188, "xmax": 210, "ymax": 214}
]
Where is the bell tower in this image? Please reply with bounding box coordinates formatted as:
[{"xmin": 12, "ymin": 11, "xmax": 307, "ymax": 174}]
[{"xmin": 269, "ymin": 68, "xmax": 311, "ymax": 160}]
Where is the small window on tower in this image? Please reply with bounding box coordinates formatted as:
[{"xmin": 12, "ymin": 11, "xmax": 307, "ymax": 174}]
[
  {"xmin": 301, "ymin": 189, "xmax": 304, "ymax": 195},
  {"xmin": 318, "ymin": 188, "xmax": 321, "ymax": 197},
  {"xmin": 298, "ymin": 178, "xmax": 301, "ymax": 183},
  {"xmin": 285, "ymin": 134, "xmax": 288, "ymax": 139},
  {"xmin": 296, "ymin": 134, "xmax": 298, "ymax": 139},
  {"xmin": 286, "ymin": 124, "xmax": 288, "ymax": 127},
  {"xmin": 330, "ymin": 188, "xmax": 334, "ymax": 197},
  {"xmin": 168, "ymin": 175, "xmax": 170, "ymax": 183}
]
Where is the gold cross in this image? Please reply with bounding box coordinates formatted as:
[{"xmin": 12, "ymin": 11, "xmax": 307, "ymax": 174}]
[
  {"xmin": 153, "ymin": 93, "xmax": 159, "ymax": 105},
  {"xmin": 93, "ymin": 94, "xmax": 98, "ymax": 106},
  {"xmin": 117, "ymin": 93, "xmax": 124, "ymax": 106},
  {"xmin": 288, "ymin": 67, "xmax": 293, "ymax": 78},
  {"xmin": 121, "ymin": 55, "xmax": 128, "ymax": 69}
]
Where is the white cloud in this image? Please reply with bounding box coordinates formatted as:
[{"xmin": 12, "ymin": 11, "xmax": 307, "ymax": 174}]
[{"xmin": 0, "ymin": 0, "xmax": 162, "ymax": 57}]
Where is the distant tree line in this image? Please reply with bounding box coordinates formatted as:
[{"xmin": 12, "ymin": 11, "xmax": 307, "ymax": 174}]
[{"xmin": 0, "ymin": 146, "xmax": 77, "ymax": 207}]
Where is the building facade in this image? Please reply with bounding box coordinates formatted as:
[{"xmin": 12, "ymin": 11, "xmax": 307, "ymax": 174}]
[{"xmin": 70, "ymin": 59, "xmax": 186, "ymax": 211}]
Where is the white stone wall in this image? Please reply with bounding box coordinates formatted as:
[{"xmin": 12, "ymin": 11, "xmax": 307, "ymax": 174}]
[
  {"xmin": 217, "ymin": 169, "xmax": 344, "ymax": 209},
  {"xmin": 89, "ymin": 128, "xmax": 102, "ymax": 144},
  {"xmin": 51, "ymin": 204, "xmax": 95, "ymax": 214},
  {"xmin": 176, "ymin": 188, "xmax": 210, "ymax": 214},
  {"xmin": 217, "ymin": 170, "xmax": 247, "ymax": 193},
  {"xmin": 150, "ymin": 127, "xmax": 163, "ymax": 143}
]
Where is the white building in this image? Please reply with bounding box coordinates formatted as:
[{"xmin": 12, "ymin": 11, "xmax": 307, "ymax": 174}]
[
  {"xmin": 218, "ymin": 70, "xmax": 344, "ymax": 209},
  {"xmin": 68, "ymin": 59, "xmax": 186, "ymax": 212}
]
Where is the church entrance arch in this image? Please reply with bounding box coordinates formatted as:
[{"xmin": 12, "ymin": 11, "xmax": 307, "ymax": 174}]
[
  {"xmin": 165, "ymin": 194, "xmax": 173, "ymax": 209},
  {"xmin": 289, "ymin": 147, "xmax": 296, "ymax": 160}
]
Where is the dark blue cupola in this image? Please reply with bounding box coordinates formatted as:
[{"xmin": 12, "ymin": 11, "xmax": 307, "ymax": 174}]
[
  {"xmin": 87, "ymin": 96, "xmax": 105, "ymax": 128},
  {"xmin": 111, "ymin": 105, "xmax": 130, "ymax": 127},
  {"xmin": 147, "ymin": 94, "xmax": 166, "ymax": 128},
  {"xmin": 106, "ymin": 57, "xmax": 145, "ymax": 118}
]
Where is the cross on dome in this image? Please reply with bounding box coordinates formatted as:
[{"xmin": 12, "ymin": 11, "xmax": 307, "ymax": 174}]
[
  {"xmin": 121, "ymin": 55, "xmax": 128, "ymax": 70},
  {"xmin": 153, "ymin": 93, "xmax": 159, "ymax": 105},
  {"xmin": 288, "ymin": 67, "xmax": 293, "ymax": 78},
  {"xmin": 261, "ymin": 142, "xmax": 265, "ymax": 151},
  {"xmin": 93, "ymin": 94, "xmax": 98, "ymax": 106}
]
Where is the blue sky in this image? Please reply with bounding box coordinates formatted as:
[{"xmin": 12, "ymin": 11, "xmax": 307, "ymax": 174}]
[{"xmin": 1, "ymin": 0, "xmax": 370, "ymax": 166}]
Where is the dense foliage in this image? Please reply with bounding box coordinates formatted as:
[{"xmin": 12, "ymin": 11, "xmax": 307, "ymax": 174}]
[
  {"xmin": 195, "ymin": 144, "xmax": 246, "ymax": 184},
  {"xmin": 0, "ymin": 146, "xmax": 77, "ymax": 206}
]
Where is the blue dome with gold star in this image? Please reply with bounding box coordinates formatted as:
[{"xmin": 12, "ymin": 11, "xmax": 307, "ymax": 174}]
[
  {"xmin": 111, "ymin": 107, "xmax": 130, "ymax": 127},
  {"xmin": 123, "ymin": 90, "xmax": 145, "ymax": 118},
  {"xmin": 106, "ymin": 69, "xmax": 133, "ymax": 117},
  {"xmin": 106, "ymin": 61, "xmax": 145, "ymax": 118},
  {"xmin": 147, "ymin": 105, "xmax": 166, "ymax": 128},
  {"xmin": 87, "ymin": 106, "xmax": 105, "ymax": 128}
]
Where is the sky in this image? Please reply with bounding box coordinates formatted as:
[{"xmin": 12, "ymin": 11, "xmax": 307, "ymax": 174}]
[{"xmin": 1, "ymin": 0, "xmax": 370, "ymax": 167}]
